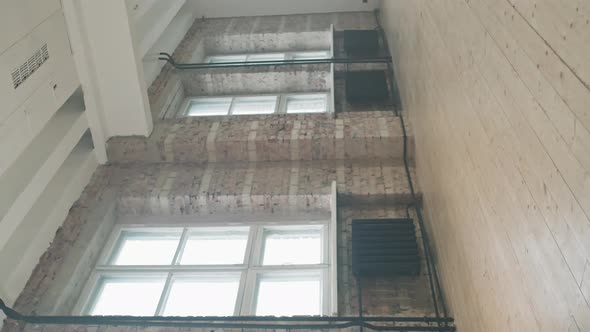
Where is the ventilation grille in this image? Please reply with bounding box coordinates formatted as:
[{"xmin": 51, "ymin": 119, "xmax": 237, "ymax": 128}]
[
  {"xmin": 345, "ymin": 71, "xmax": 389, "ymax": 104},
  {"xmin": 11, "ymin": 44, "xmax": 49, "ymax": 89},
  {"xmin": 343, "ymin": 30, "xmax": 379, "ymax": 57},
  {"xmin": 352, "ymin": 218, "xmax": 421, "ymax": 277}
]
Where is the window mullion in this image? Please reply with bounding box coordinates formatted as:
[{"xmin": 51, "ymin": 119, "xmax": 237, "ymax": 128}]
[
  {"xmin": 154, "ymin": 272, "xmax": 173, "ymax": 316},
  {"xmin": 80, "ymin": 223, "xmax": 332, "ymax": 317},
  {"xmin": 234, "ymin": 269, "xmax": 248, "ymax": 315},
  {"xmin": 275, "ymin": 95, "xmax": 282, "ymax": 114},
  {"xmin": 100, "ymin": 226, "xmax": 125, "ymax": 265},
  {"xmin": 228, "ymin": 97, "xmax": 236, "ymax": 115},
  {"xmin": 172, "ymin": 228, "xmax": 189, "ymax": 265},
  {"xmin": 238, "ymin": 225, "xmax": 261, "ymax": 315}
]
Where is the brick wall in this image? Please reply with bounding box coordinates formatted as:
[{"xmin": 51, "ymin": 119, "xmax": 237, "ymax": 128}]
[
  {"xmin": 107, "ymin": 112, "xmax": 413, "ymax": 165},
  {"xmin": 148, "ymin": 11, "xmax": 378, "ymax": 119},
  {"xmin": 10, "ymin": 159, "xmax": 417, "ymax": 316},
  {"xmin": 2, "ymin": 10, "xmax": 437, "ymax": 332}
]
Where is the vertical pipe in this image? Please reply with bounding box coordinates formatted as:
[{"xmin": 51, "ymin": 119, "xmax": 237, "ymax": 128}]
[
  {"xmin": 356, "ymin": 276, "xmax": 364, "ymax": 332},
  {"xmin": 372, "ymin": 9, "xmax": 451, "ymax": 327}
]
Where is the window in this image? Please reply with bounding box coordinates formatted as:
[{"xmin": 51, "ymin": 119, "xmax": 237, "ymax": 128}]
[
  {"xmin": 291, "ymin": 52, "xmax": 330, "ymax": 61},
  {"xmin": 186, "ymin": 98, "xmax": 232, "ymax": 116},
  {"xmin": 256, "ymin": 272, "xmax": 322, "ymax": 316},
  {"xmin": 208, "ymin": 54, "xmax": 247, "ymax": 64},
  {"xmin": 180, "ymin": 93, "xmax": 328, "ymax": 117},
  {"xmin": 77, "ymin": 224, "xmax": 335, "ymax": 317},
  {"xmin": 231, "ymin": 96, "xmax": 278, "ymax": 115},
  {"xmin": 285, "ymin": 94, "xmax": 327, "ymax": 114},
  {"xmin": 246, "ymin": 53, "xmax": 286, "ymax": 62},
  {"xmin": 206, "ymin": 51, "xmax": 329, "ymax": 64}
]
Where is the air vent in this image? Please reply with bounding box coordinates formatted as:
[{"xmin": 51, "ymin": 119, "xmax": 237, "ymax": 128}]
[
  {"xmin": 343, "ymin": 30, "xmax": 379, "ymax": 57},
  {"xmin": 11, "ymin": 44, "xmax": 50, "ymax": 89},
  {"xmin": 352, "ymin": 218, "xmax": 421, "ymax": 277},
  {"xmin": 345, "ymin": 71, "xmax": 389, "ymax": 104}
]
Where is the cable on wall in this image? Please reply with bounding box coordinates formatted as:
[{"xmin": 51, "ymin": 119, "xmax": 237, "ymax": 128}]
[{"xmin": 372, "ymin": 8, "xmax": 451, "ymax": 330}]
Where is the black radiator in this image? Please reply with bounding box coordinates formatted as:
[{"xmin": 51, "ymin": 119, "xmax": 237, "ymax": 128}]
[{"xmin": 352, "ymin": 218, "xmax": 421, "ymax": 277}]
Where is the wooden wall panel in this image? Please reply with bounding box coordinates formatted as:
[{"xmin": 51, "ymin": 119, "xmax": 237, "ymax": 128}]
[{"xmin": 380, "ymin": 0, "xmax": 590, "ymax": 331}]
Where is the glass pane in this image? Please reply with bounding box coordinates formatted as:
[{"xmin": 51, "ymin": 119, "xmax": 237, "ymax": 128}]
[
  {"xmin": 163, "ymin": 275, "xmax": 240, "ymax": 316},
  {"xmin": 231, "ymin": 96, "xmax": 277, "ymax": 115},
  {"xmin": 187, "ymin": 98, "xmax": 232, "ymax": 116},
  {"xmin": 255, "ymin": 274, "xmax": 321, "ymax": 316},
  {"xmin": 292, "ymin": 52, "xmax": 329, "ymax": 61},
  {"xmin": 262, "ymin": 228, "xmax": 322, "ymax": 265},
  {"xmin": 179, "ymin": 228, "xmax": 249, "ymax": 265},
  {"xmin": 285, "ymin": 94, "xmax": 326, "ymax": 114},
  {"xmin": 89, "ymin": 277, "xmax": 166, "ymax": 316},
  {"xmin": 208, "ymin": 55, "xmax": 247, "ymax": 64},
  {"xmin": 110, "ymin": 231, "xmax": 181, "ymax": 265},
  {"xmin": 246, "ymin": 53, "xmax": 285, "ymax": 62}
]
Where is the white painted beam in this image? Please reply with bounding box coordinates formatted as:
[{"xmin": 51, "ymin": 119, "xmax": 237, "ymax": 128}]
[
  {"xmin": 135, "ymin": 0, "xmax": 186, "ymax": 58},
  {"xmin": 143, "ymin": 1, "xmax": 195, "ymax": 87},
  {"xmin": 0, "ymin": 134, "xmax": 97, "ymax": 305},
  {"xmin": 187, "ymin": 0, "xmax": 379, "ymax": 18},
  {"xmin": 0, "ymin": 95, "xmax": 88, "ymax": 251},
  {"xmin": 73, "ymin": 0, "xmax": 153, "ymax": 138}
]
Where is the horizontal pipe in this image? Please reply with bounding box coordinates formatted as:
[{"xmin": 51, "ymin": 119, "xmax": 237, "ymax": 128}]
[
  {"xmin": 1, "ymin": 299, "xmax": 455, "ymax": 331},
  {"xmin": 16, "ymin": 315, "xmax": 455, "ymax": 324},
  {"xmin": 363, "ymin": 322, "xmax": 455, "ymax": 332},
  {"xmin": 17, "ymin": 319, "xmax": 456, "ymax": 332},
  {"xmin": 158, "ymin": 52, "xmax": 392, "ymax": 69}
]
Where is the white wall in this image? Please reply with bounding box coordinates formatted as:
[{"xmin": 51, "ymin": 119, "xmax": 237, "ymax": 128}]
[
  {"xmin": 0, "ymin": 0, "xmax": 98, "ymax": 316},
  {"xmin": 143, "ymin": 2, "xmax": 195, "ymax": 86},
  {"xmin": 75, "ymin": 0, "xmax": 153, "ymax": 137},
  {"xmin": 188, "ymin": 0, "xmax": 379, "ymax": 18}
]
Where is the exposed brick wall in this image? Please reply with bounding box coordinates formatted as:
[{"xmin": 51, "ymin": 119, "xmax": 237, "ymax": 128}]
[
  {"xmin": 148, "ymin": 11, "xmax": 378, "ymax": 119},
  {"xmin": 173, "ymin": 12, "xmax": 377, "ymax": 63},
  {"xmin": 179, "ymin": 65, "xmax": 330, "ymax": 97},
  {"xmin": 10, "ymin": 160, "xmax": 418, "ymax": 315},
  {"xmin": 111, "ymin": 161, "xmax": 415, "ymax": 216},
  {"xmin": 107, "ymin": 112, "xmax": 414, "ymax": 165},
  {"xmin": 3, "ymin": 11, "xmax": 437, "ymax": 332},
  {"xmin": 10, "ymin": 168, "xmax": 116, "ymax": 315}
]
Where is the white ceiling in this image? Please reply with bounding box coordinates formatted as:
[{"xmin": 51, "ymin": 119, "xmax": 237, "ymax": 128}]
[{"xmin": 187, "ymin": 0, "xmax": 380, "ymax": 18}]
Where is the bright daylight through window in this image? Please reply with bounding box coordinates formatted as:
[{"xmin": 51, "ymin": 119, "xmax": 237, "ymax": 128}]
[
  {"xmin": 205, "ymin": 51, "xmax": 329, "ymax": 64},
  {"xmin": 184, "ymin": 93, "xmax": 328, "ymax": 117},
  {"xmin": 78, "ymin": 224, "xmax": 334, "ymax": 317}
]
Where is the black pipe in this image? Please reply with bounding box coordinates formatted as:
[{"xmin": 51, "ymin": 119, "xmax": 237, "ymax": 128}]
[
  {"xmin": 0, "ymin": 300, "xmax": 452, "ymax": 324},
  {"xmin": 357, "ymin": 276, "xmax": 364, "ymax": 332},
  {"xmin": 371, "ymin": 10, "xmax": 441, "ymax": 323},
  {"xmin": 372, "ymin": 9, "xmax": 451, "ymax": 328},
  {"xmin": 362, "ymin": 323, "xmax": 455, "ymax": 332},
  {"xmin": 0, "ymin": 299, "xmax": 455, "ymax": 331},
  {"xmin": 158, "ymin": 52, "xmax": 392, "ymax": 69}
]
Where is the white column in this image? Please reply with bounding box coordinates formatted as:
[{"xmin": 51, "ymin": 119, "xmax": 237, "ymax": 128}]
[{"xmin": 69, "ymin": 0, "xmax": 153, "ymax": 138}]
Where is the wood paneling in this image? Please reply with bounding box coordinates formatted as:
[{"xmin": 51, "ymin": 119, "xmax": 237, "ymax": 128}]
[{"xmin": 380, "ymin": 0, "xmax": 590, "ymax": 330}]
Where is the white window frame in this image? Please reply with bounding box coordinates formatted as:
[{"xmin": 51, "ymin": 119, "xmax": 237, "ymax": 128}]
[
  {"xmin": 74, "ymin": 221, "xmax": 336, "ymax": 317},
  {"xmin": 205, "ymin": 51, "xmax": 330, "ymax": 64},
  {"xmin": 177, "ymin": 92, "xmax": 330, "ymax": 118}
]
